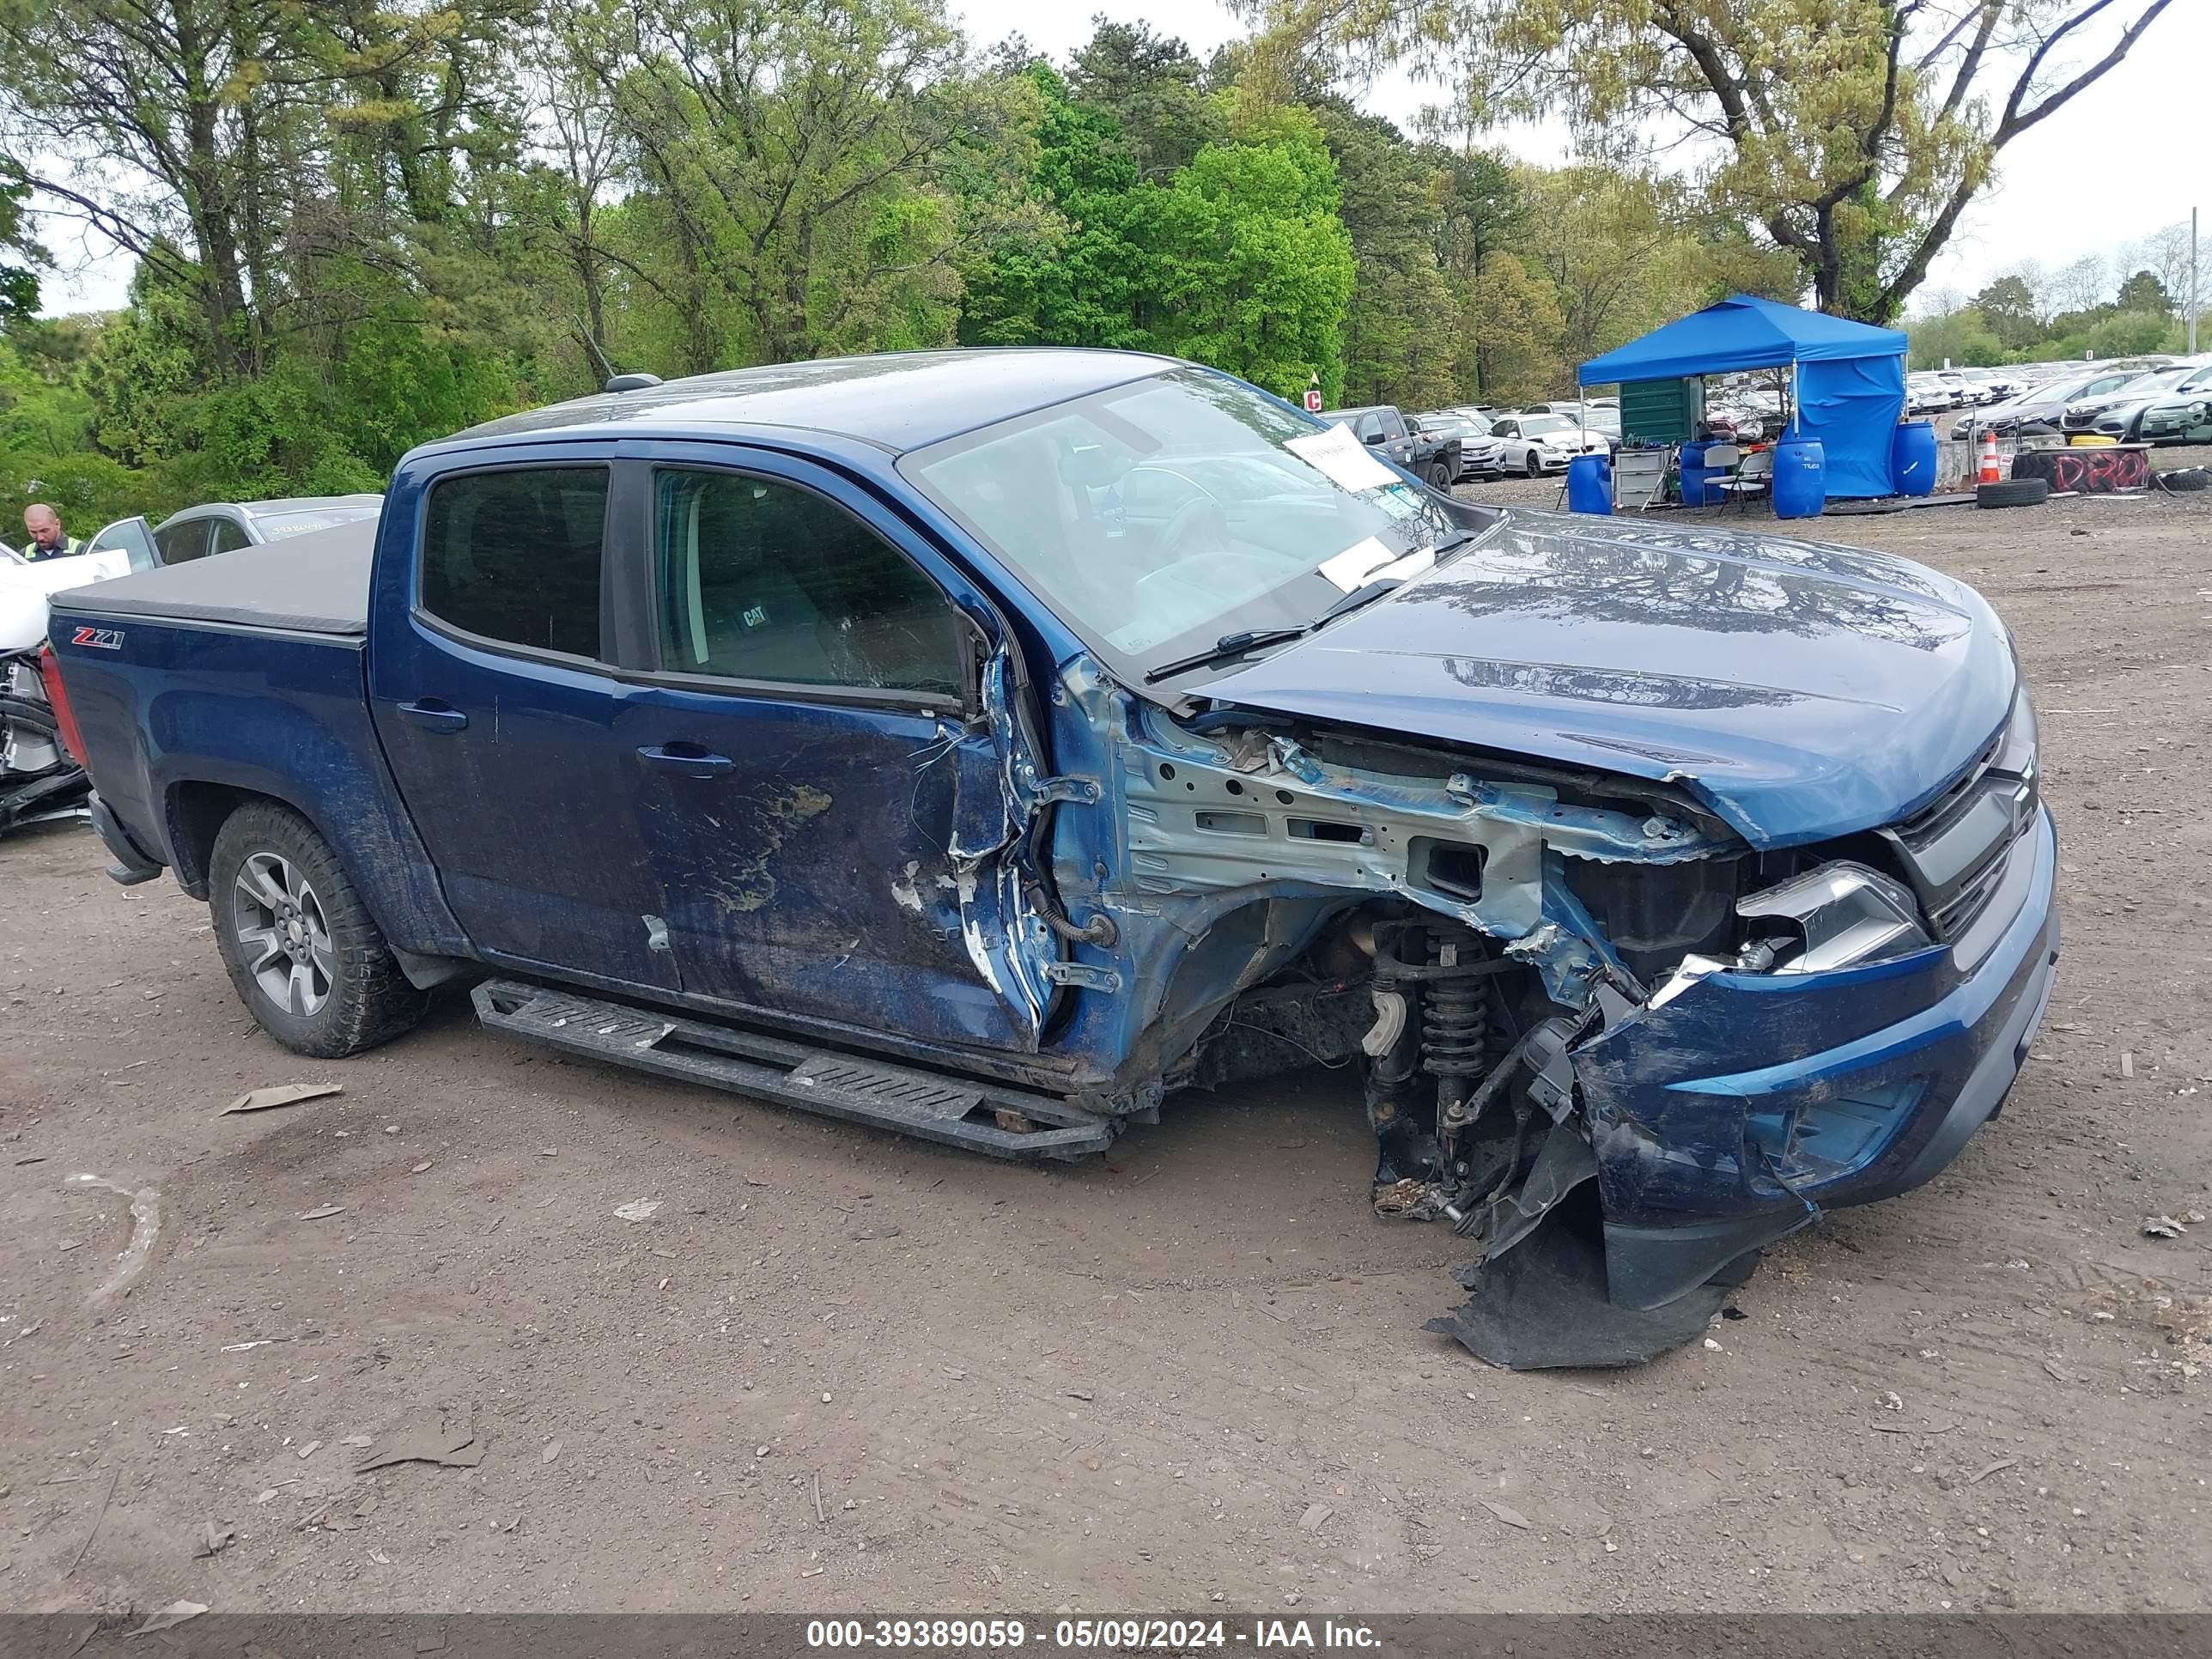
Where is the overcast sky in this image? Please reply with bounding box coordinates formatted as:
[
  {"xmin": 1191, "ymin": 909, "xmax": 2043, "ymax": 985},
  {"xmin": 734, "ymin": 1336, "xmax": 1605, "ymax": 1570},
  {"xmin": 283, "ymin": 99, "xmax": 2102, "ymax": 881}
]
[{"xmin": 34, "ymin": 0, "xmax": 2206, "ymax": 318}]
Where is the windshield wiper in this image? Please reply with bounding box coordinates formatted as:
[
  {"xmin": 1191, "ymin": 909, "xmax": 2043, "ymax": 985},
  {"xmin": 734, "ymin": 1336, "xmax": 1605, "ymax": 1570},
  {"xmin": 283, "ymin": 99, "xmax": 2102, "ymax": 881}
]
[
  {"xmin": 1307, "ymin": 530, "xmax": 1479, "ymax": 629},
  {"xmin": 1143, "ymin": 530, "xmax": 1482, "ymax": 686},
  {"xmin": 1143, "ymin": 626, "xmax": 1309, "ymax": 684},
  {"xmin": 1310, "ymin": 576, "xmax": 1407, "ymax": 629}
]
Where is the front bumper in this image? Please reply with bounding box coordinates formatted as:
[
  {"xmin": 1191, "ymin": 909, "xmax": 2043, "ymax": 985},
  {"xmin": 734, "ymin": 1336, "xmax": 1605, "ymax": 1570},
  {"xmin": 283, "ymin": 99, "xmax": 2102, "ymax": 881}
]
[{"xmin": 1575, "ymin": 804, "xmax": 2059, "ymax": 1308}]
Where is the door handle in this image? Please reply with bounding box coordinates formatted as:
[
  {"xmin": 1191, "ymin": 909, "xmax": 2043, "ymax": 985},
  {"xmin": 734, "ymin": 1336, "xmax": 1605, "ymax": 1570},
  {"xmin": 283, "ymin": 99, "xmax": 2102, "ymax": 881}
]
[
  {"xmin": 397, "ymin": 699, "xmax": 468, "ymax": 732},
  {"xmin": 637, "ymin": 743, "xmax": 735, "ymax": 779}
]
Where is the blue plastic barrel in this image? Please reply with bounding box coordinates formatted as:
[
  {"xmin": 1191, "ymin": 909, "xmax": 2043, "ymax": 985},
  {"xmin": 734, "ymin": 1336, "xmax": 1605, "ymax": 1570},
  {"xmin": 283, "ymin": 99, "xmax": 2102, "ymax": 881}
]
[
  {"xmin": 1772, "ymin": 437, "xmax": 1826, "ymax": 520},
  {"xmin": 1891, "ymin": 419, "xmax": 1937, "ymax": 496},
  {"xmin": 1565, "ymin": 452, "xmax": 1612, "ymax": 515},
  {"xmin": 1678, "ymin": 440, "xmax": 1713, "ymax": 506}
]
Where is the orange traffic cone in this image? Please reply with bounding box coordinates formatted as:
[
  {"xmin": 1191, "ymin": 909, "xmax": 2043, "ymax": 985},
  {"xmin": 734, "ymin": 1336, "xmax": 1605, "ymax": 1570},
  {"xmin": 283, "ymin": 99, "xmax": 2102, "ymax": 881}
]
[{"xmin": 1978, "ymin": 430, "xmax": 2001, "ymax": 484}]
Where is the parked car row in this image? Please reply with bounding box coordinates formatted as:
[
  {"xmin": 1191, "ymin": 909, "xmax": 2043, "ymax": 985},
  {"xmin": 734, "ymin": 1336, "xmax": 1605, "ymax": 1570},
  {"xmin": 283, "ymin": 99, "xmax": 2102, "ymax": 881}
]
[
  {"xmin": 1948, "ymin": 356, "xmax": 2212, "ymax": 446},
  {"xmin": 1317, "ymin": 404, "xmax": 1466, "ymax": 489}
]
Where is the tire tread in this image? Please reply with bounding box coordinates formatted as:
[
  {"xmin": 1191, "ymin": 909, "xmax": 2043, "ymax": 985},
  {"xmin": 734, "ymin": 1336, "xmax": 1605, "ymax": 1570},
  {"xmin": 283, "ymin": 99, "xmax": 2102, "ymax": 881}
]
[{"xmin": 209, "ymin": 800, "xmax": 428, "ymax": 1058}]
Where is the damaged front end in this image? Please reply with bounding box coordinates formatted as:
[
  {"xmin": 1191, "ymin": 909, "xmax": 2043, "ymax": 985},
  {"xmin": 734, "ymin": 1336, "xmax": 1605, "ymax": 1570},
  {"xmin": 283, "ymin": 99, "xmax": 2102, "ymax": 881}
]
[{"xmin": 1053, "ymin": 669, "xmax": 2058, "ymax": 1369}]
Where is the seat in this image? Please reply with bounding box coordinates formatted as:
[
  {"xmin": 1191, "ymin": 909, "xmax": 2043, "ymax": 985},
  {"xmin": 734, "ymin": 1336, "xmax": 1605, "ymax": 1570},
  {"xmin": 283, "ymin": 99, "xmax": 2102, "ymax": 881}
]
[
  {"xmin": 1715, "ymin": 447, "xmax": 1773, "ymax": 512},
  {"xmin": 1612, "ymin": 447, "xmax": 1672, "ymax": 512}
]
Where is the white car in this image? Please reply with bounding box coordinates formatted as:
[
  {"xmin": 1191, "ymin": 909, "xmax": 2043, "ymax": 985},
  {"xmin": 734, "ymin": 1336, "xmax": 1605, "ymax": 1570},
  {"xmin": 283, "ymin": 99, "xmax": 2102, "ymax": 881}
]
[
  {"xmin": 0, "ymin": 535, "xmax": 138, "ymax": 653},
  {"xmin": 1490, "ymin": 412, "xmax": 1610, "ymax": 476}
]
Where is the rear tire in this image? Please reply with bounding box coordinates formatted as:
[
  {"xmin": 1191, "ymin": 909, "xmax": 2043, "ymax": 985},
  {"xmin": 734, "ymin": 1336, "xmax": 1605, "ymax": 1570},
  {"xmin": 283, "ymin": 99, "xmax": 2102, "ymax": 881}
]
[{"xmin": 209, "ymin": 800, "xmax": 428, "ymax": 1058}]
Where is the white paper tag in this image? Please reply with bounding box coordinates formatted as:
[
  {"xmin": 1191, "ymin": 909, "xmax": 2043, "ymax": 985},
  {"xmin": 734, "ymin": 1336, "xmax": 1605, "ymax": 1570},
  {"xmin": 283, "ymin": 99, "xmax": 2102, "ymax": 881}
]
[
  {"xmin": 1317, "ymin": 536, "xmax": 1395, "ymax": 592},
  {"xmin": 1285, "ymin": 423, "xmax": 1399, "ymax": 493}
]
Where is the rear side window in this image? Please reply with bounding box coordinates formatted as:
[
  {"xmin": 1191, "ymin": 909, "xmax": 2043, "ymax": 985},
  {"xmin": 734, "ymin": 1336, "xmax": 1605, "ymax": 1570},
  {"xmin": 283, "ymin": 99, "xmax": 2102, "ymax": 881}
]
[
  {"xmin": 154, "ymin": 516, "xmax": 213, "ymax": 564},
  {"xmin": 208, "ymin": 517, "xmax": 252, "ymax": 556},
  {"xmin": 421, "ymin": 467, "xmax": 608, "ymax": 659},
  {"xmin": 653, "ymin": 469, "xmax": 963, "ymax": 698}
]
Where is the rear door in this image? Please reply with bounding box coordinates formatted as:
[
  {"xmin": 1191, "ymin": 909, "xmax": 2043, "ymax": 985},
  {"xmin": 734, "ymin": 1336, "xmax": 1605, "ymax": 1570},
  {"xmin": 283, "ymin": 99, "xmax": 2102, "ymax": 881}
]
[
  {"xmin": 611, "ymin": 444, "xmax": 1052, "ymax": 1052},
  {"xmin": 367, "ymin": 453, "xmax": 679, "ymax": 991}
]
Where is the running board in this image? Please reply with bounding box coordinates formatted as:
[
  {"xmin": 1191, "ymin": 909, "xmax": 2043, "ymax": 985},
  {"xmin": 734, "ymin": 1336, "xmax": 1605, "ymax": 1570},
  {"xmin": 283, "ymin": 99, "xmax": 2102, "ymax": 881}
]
[{"xmin": 471, "ymin": 979, "xmax": 1113, "ymax": 1162}]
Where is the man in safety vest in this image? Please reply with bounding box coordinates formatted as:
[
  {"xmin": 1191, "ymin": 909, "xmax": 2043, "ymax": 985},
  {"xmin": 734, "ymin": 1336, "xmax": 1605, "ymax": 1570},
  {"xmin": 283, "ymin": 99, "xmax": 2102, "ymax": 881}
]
[{"xmin": 21, "ymin": 503, "xmax": 86, "ymax": 562}]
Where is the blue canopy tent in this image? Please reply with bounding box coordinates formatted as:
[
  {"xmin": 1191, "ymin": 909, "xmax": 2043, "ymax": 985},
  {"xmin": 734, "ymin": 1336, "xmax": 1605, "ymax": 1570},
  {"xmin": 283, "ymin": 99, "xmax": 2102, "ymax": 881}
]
[{"xmin": 1577, "ymin": 295, "xmax": 1910, "ymax": 499}]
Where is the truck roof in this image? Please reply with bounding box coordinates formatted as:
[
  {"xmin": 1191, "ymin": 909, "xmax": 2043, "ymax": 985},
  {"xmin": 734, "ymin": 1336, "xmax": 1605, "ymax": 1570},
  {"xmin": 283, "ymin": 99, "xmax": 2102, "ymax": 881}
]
[{"xmin": 449, "ymin": 348, "xmax": 1182, "ymax": 455}]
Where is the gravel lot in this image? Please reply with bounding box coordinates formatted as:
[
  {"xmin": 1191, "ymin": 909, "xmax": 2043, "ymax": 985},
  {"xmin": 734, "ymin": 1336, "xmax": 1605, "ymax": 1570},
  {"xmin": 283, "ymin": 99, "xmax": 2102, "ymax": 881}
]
[{"xmin": 3, "ymin": 462, "xmax": 2209, "ymax": 1619}]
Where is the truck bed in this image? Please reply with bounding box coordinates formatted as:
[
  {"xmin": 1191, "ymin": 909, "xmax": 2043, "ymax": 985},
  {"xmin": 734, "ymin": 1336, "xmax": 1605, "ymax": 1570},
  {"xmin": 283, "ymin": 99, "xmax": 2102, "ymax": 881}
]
[
  {"xmin": 52, "ymin": 519, "xmax": 374, "ymax": 635},
  {"xmin": 46, "ymin": 514, "xmax": 474, "ymax": 968}
]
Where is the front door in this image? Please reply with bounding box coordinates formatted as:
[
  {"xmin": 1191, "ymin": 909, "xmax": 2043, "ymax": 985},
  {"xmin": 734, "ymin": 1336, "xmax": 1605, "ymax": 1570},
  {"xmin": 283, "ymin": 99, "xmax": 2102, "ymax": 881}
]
[
  {"xmin": 612, "ymin": 448, "xmax": 1050, "ymax": 1053},
  {"xmin": 367, "ymin": 457, "xmax": 679, "ymax": 990}
]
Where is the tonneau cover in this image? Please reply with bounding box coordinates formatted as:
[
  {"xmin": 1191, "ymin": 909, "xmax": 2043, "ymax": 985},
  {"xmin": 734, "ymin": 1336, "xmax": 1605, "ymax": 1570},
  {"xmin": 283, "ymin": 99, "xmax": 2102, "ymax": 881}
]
[{"xmin": 49, "ymin": 517, "xmax": 376, "ymax": 636}]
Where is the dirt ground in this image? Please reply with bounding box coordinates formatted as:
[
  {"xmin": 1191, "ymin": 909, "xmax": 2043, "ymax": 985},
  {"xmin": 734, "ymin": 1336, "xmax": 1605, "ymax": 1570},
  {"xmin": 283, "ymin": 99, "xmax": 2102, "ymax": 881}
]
[{"xmin": 4, "ymin": 463, "xmax": 2210, "ymax": 1620}]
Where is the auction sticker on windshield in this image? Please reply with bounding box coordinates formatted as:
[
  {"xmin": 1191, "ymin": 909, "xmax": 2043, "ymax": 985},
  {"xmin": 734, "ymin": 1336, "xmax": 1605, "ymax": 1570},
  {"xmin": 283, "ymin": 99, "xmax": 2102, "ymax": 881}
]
[{"xmin": 1284, "ymin": 422, "xmax": 1398, "ymax": 492}]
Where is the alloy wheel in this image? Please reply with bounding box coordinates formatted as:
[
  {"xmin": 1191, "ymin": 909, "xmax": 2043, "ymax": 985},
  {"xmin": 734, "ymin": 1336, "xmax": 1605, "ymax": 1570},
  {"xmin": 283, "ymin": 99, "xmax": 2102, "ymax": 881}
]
[{"xmin": 232, "ymin": 851, "xmax": 336, "ymax": 1016}]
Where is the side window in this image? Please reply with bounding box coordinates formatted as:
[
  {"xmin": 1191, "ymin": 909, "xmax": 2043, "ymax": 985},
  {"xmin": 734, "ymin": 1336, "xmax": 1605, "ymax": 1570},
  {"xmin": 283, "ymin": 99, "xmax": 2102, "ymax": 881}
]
[
  {"xmin": 154, "ymin": 517, "xmax": 213, "ymax": 565},
  {"xmin": 1352, "ymin": 413, "xmax": 1384, "ymax": 443},
  {"xmin": 654, "ymin": 469, "xmax": 963, "ymax": 699},
  {"xmin": 421, "ymin": 466, "xmax": 608, "ymax": 659},
  {"xmin": 91, "ymin": 518, "xmax": 160, "ymax": 573},
  {"xmin": 1381, "ymin": 410, "xmax": 1407, "ymax": 441},
  {"xmin": 208, "ymin": 516, "xmax": 253, "ymax": 556}
]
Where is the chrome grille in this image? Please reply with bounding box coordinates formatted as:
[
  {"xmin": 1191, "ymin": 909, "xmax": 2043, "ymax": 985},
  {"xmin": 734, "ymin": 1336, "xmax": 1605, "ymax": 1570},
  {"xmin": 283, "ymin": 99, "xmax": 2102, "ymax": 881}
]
[{"xmin": 1881, "ymin": 726, "xmax": 2033, "ymax": 945}]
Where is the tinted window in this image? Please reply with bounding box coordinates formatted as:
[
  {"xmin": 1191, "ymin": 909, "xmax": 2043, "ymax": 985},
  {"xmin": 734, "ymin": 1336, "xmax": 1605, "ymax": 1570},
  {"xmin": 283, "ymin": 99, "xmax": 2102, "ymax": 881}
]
[
  {"xmin": 654, "ymin": 469, "xmax": 962, "ymax": 698},
  {"xmin": 208, "ymin": 516, "xmax": 253, "ymax": 555},
  {"xmin": 1352, "ymin": 412, "xmax": 1385, "ymax": 442},
  {"xmin": 1378, "ymin": 410, "xmax": 1405, "ymax": 440},
  {"xmin": 421, "ymin": 467, "xmax": 608, "ymax": 659},
  {"xmin": 154, "ymin": 516, "xmax": 214, "ymax": 565}
]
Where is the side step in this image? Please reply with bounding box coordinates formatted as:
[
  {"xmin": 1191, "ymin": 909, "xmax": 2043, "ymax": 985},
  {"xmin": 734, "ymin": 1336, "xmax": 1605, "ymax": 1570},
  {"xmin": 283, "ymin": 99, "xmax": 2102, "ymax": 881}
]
[{"xmin": 471, "ymin": 979, "xmax": 1114, "ymax": 1162}]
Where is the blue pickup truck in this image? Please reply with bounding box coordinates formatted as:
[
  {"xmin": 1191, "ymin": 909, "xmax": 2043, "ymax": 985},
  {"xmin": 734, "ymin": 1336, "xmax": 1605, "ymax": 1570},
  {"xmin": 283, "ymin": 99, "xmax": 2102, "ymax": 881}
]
[{"xmin": 48, "ymin": 349, "xmax": 2057, "ymax": 1364}]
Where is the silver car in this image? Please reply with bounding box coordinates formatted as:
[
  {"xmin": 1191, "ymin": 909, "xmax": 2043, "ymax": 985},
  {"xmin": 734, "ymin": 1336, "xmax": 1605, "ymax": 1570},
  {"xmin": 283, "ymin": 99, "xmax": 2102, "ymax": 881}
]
[{"xmin": 91, "ymin": 494, "xmax": 385, "ymax": 572}]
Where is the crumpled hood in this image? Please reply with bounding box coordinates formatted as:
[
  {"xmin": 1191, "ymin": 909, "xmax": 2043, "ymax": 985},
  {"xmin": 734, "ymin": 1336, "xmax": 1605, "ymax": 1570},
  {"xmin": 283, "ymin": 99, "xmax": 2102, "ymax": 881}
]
[{"xmin": 1189, "ymin": 508, "xmax": 2016, "ymax": 848}]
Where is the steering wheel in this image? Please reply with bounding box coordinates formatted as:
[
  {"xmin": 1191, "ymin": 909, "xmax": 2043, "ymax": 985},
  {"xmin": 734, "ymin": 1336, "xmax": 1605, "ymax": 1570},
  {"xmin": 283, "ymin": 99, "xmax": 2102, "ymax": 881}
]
[{"xmin": 1154, "ymin": 493, "xmax": 1231, "ymax": 566}]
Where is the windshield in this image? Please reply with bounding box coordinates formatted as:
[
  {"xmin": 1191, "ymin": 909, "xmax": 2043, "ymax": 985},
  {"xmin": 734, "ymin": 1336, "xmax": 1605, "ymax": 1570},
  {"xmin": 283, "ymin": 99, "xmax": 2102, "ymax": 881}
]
[
  {"xmin": 248, "ymin": 504, "xmax": 381, "ymax": 541},
  {"xmin": 2109, "ymin": 368, "xmax": 2189, "ymax": 397},
  {"xmin": 901, "ymin": 368, "xmax": 1469, "ymax": 677},
  {"xmin": 1519, "ymin": 415, "xmax": 1574, "ymax": 435}
]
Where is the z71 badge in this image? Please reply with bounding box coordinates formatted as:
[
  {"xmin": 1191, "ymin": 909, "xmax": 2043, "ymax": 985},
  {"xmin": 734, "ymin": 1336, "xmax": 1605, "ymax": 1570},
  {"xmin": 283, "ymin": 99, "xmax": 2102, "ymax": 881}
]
[{"xmin": 70, "ymin": 626, "xmax": 125, "ymax": 650}]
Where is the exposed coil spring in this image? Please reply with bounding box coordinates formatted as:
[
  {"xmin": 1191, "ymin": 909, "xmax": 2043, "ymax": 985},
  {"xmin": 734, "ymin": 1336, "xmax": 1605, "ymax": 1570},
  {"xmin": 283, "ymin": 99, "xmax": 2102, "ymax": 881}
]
[{"xmin": 1420, "ymin": 962, "xmax": 1492, "ymax": 1081}]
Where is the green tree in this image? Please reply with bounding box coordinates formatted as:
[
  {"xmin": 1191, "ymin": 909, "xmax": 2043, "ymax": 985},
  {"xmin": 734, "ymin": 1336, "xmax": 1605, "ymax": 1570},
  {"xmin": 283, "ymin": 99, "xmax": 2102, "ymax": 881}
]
[
  {"xmin": 958, "ymin": 63, "xmax": 1152, "ymax": 349},
  {"xmin": 0, "ymin": 159, "xmax": 40, "ymax": 321},
  {"xmin": 1249, "ymin": 0, "xmax": 2175, "ymax": 322},
  {"xmin": 1466, "ymin": 249, "xmax": 1562, "ymax": 403},
  {"xmin": 1139, "ymin": 107, "xmax": 1355, "ymax": 400},
  {"xmin": 1970, "ymin": 274, "xmax": 2041, "ymax": 351},
  {"xmin": 1066, "ymin": 19, "xmax": 1227, "ymax": 180},
  {"xmin": 1304, "ymin": 99, "xmax": 1454, "ymax": 408},
  {"xmin": 2114, "ymin": 269, "xmax": 2172, "ymax": 315},
  {"xmin": 1907, "ymin": 305, "xmax": 2002, "ymax": 368},
  {"xmin": 566, "ymin": 0, "xmax": 1042, "ymax": 371}
]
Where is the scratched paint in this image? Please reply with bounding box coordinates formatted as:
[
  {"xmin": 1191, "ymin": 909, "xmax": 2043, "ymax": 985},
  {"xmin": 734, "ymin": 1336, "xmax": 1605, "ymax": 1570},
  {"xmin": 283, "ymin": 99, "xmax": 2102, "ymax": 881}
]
[{"xmin": 707, "ymin": 784, "xmax": 832, "ymax": 915}]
